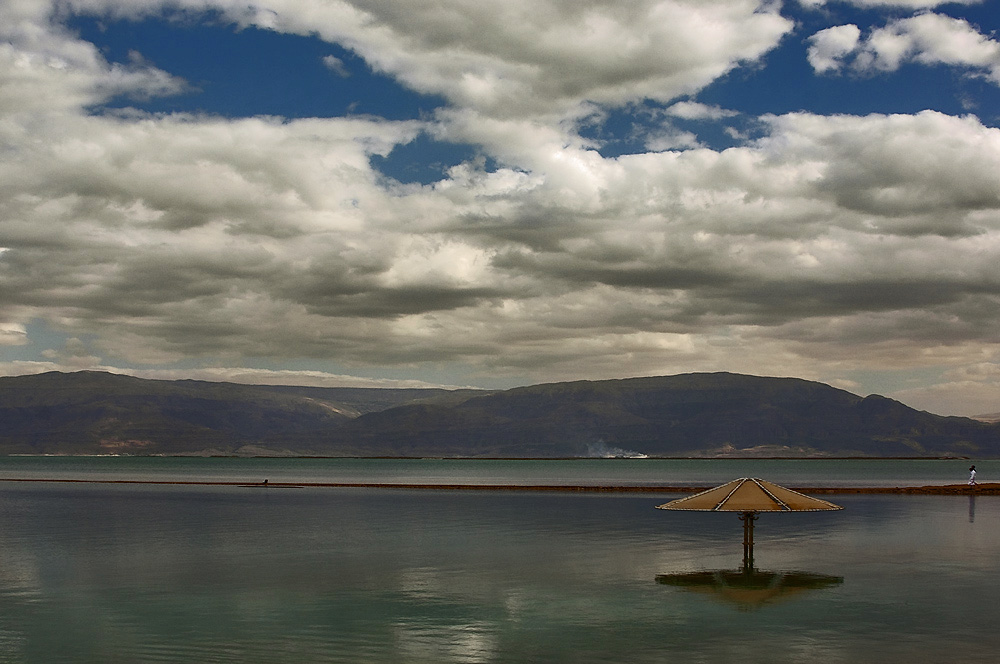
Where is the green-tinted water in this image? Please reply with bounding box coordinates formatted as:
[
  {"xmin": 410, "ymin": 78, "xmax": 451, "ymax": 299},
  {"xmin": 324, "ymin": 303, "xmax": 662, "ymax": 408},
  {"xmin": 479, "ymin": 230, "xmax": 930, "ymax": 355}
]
[{"xmin": 0, "ymin": 459, "xmax": 995, "ymax": 662}]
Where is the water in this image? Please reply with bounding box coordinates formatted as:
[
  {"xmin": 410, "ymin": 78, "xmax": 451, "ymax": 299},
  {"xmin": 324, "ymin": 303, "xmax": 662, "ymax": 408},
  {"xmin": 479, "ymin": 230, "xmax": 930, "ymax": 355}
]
[
  {"xmin": 0, "ymin": 459, "xmax": 996, "ymax": 662},
  {"xmin": 0, "ymin": 456, "xmax": 985, "ymax": 487}
]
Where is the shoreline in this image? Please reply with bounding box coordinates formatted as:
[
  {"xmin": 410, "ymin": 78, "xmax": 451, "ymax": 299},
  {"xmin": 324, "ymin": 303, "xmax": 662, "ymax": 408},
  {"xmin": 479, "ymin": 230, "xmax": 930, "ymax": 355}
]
[
  {"xmin": 0, "ymin": 477, "xmax": 995, "ymax": 495},
  {"xmin": 8, "ymin": 455, "xmax": 975, "ymax": 460}
]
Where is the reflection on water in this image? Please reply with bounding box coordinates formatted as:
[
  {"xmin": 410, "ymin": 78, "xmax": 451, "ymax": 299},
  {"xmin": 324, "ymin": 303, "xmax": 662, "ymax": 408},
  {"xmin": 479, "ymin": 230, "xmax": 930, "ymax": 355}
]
[
  {"xmin": 394, "ymin": 621, "xmax": 496, "ymax": 663},
  {"xmin": 656, "ymin": 569, "xmax": 844, "ymax": 610},
  {"xmin": 970, "ymin": 494, "xmax": 976, "ymax": 522},
  {"xmin": 0, "ymin": 484, "xmax": 997, "ymax": 662}
]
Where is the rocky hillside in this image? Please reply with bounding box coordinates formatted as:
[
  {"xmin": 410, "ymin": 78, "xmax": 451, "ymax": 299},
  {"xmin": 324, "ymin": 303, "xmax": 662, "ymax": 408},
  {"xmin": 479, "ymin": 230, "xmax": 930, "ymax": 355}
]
[
  {"xmin": 0, "ymin": 371, "xmax": 470, "ymax": 456},
  {"xmin": 0, "ymin": 371, "xmax": 997, "ymax": 457},
  {"xmin": 324, "ymin": 373, "xmax": 999, "ymax": 457}
]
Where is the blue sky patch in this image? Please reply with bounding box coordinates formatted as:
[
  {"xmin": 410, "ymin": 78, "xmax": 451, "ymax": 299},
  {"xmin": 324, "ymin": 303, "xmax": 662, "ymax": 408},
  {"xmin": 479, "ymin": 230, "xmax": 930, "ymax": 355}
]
[{"xmin": 70, "ymin": 13, "xmax": 447, "ymax": 121}]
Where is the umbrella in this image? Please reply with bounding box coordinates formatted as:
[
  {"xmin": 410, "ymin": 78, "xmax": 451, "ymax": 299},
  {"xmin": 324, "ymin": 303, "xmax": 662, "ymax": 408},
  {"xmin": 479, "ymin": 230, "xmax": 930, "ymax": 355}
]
[{"xmin": 656, "ymin": 477, "xmax": 843, "ymax": 571}]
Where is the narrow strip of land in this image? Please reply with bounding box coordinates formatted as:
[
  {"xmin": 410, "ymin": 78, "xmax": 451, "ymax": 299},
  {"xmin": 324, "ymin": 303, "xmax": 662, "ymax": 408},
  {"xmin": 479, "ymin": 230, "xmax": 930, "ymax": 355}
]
[{"xmin": 0, "ymin": 478, "xmax": 996, "ymax": 494}]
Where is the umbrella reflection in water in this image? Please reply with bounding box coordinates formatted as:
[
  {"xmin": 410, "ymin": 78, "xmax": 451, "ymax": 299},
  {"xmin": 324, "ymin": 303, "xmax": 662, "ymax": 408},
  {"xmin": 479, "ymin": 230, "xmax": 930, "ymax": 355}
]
[{"xmin": 656, "ymin": 568, "xmax": 844, "ymax": 611}]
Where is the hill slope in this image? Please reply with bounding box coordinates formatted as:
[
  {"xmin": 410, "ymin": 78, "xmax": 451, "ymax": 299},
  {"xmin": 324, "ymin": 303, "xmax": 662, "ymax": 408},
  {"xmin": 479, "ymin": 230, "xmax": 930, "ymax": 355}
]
[
  {"xmin": 328, "ymin": 373, "xmax": 999, "ymax": 457},
  {"xmin": 0, "ymin": 371, "xmax": 472, "ymax": 455},
  {"xmin": 0, "ymin": 371, "xmax": 997, "ymax": 457}
]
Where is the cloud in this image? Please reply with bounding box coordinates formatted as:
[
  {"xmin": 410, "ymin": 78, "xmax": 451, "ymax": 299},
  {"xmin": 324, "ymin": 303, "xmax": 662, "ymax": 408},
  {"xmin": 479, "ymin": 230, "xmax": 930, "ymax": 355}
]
[
  {"xmin": 329, "ymin": 0, "xmax": 792, "ymax": 119},
  {"xmin": 862, "ymin": 14, "xmax": 1000, "ymax": 80},
  {"xmin": 0, "ymin": 322, "xmax": 28, "ymax": 346},
  {"xmin": 0, "ymin": 361, "xmax": 471, "ymax": 389},
  {"xmin": 758, "ymin": 111, "xmax": 1000, "ymax": 225},
  {"xmin": 0, "ymin": 1, "xmax": 188, "ymax": 116},
  {"xmin": 8, "ymin": 96, "xmax": 1000, "ymax": 389},
  {"xmin": 644, "ymin": 126, "xmax": 702, "ymax": 151},
  {"xmin": 809, "ymin": 14, "xmax": 1000, "ymax": 84},
  {"xmin": 665, "ymin": 101, "xmax": 739, "ymax": 120},
  {"xmin": 799, "ymin": 0, "xmax": 982, "ymax": 8},
  {"xmin": 892, "ymin": 364, "xmax": 1000, "ymax": 417},
  {"xmin": 52, "ymin": 0, "xmax": 790, "ymax": 121},
  {"xmin": 40, "ymin": 337, "xmax": 103, "ymax": 369},
  {"xmin": 322, "ymin": 54, "xmax": 350, "ymax": 77},
  {"xmin": 2, "ymin": 0, "xmax": 1000, "ymax": 414},
  {"xmin": 807, "ymin": 25, "xmax": 861, "ymax": 74}
]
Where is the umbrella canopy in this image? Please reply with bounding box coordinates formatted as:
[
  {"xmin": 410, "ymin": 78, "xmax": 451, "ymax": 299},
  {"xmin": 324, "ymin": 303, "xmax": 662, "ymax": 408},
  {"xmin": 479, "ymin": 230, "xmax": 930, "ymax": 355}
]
[
  {"xmin": 656, "ymin": 478, "xmax": 842, "ymax": 571},
  {"xmin": 656, "ymin": 477, "xmax": 843, "ymax": 513}
]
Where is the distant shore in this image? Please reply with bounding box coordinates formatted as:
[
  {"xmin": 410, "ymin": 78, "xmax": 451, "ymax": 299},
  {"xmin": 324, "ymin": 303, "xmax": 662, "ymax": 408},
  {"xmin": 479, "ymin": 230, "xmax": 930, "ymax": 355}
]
[
  {"xmin": 0, "ymin": 477, "xmax": 995, "ymax": 494},
  {"xmin": 5, "ymin": 454, "xmax": 978, "ymax": 460}
]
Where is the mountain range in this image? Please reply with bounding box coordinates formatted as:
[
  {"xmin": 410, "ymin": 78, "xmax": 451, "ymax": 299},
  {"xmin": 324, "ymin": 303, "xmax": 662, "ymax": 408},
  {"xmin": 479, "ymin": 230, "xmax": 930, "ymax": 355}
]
[{"xmin": 0, "ymin": 370, "xmax": 997, "ymax": 458}]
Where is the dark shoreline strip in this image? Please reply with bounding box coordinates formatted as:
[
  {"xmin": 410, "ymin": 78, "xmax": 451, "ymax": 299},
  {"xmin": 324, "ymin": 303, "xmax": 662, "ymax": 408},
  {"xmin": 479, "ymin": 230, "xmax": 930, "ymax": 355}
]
[{"xmin": 0, "ymin": 478, "xmax": 996, "ymax": 495}]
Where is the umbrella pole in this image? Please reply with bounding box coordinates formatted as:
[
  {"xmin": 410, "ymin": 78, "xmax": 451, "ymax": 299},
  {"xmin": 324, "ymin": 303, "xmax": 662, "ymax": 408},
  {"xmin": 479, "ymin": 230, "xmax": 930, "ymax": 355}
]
[{"xmin": 739, "ymin": 511, "xmax": 758, "ymax": 572}]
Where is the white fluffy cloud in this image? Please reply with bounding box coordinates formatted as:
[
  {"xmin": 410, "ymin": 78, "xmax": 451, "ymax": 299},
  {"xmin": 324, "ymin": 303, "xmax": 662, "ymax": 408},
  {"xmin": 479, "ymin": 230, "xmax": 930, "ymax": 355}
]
[
  {"xmin": 0, "ymin": 1, "xmax": 187, "ymax": 116},
  {"xmin": 665, "ymin": 101, "xmax": 739, "ymax": 120},
  {"xmin": 862, "ymin": 13, "xmax": 1000, "ymax": 80},
  {"xmin": 808, "ymin": 13, "xmax": 1000, "ymax": 83},
  {"xmin": 2, "ymin": 0, "xmax": 1000, "ymax": 414},
  {"xmin": 807, "ymin": 24, "xmax": 862, "ymax": 73},
  {"xmin": 799, "ymin": 0, "xmax": 982, "ymax": 7},
  {"xmin": 42, "ymin": 0, "xmax": 793, "ymax": 121}
]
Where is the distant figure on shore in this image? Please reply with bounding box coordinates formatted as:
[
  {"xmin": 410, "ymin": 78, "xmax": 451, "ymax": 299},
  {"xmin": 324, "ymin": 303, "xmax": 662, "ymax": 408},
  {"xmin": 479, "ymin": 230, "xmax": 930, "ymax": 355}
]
[
  {"xmin": 969, "ymin": 465, "xmax": 977, "ymax": 486},
  {"xmin": 263, "ymin": 478, "xmax": 269, "ymax": 486}
]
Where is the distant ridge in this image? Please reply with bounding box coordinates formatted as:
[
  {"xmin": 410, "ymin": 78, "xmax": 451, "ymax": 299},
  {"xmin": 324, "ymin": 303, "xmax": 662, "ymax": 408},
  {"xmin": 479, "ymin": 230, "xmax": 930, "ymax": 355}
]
[{"xmin": 0, "ymin": 371, "xmax": 998, "ymax": 458}]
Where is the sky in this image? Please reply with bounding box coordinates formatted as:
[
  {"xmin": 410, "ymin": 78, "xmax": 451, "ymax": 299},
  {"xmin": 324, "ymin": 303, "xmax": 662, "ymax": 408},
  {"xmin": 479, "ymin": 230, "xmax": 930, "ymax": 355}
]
[{"xmin": 2, "ymin": 0, "xmax": 1000, "ymax": 416}]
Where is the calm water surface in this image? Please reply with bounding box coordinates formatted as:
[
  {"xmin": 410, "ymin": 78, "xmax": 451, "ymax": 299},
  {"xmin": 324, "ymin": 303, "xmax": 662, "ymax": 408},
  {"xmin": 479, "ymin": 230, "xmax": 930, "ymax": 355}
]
[
  {"xmin": 0, "ymin": 459, "xmax": 997, "ymax": 662},
  {"xmin": 0, "ymin": 456, "xmax": 987, "ymax": 487}
]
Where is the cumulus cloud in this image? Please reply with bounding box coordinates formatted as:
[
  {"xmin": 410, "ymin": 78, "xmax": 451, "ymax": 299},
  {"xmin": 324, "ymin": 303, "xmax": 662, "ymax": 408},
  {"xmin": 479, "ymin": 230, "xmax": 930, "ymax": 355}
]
[
  {"xmin": 0, "ymin": 1, "xmax": 187, "ymax": 115},
  {"xmin": 322, "ymin": 54, "xmax": 350, "ymax": 77},
  {"xmin": 862, "ymin": 14, "xmax": 1000, "ymax": 80},
  {"xmin": 807, "ymin": 24, "xmax": 861, "ymax": 74},
  {"xmin": 52, "ymin": 0, "xmax": 791, "ymax": 121},
  {"xmin": 342, "ymin": 0, "xmax": 791, "ymax": 119},
  {"xmin": 3, "ymin": 0, "xmax": 1000, "ymax": 415},
  {"xmin": 799, "ymin": 0, "xmax": 982, "ymax": 7},
  {"xmin": 644, "ymin": 126, "xmax": 702, "ymax": 151},
  {"xmin": 809, "ymin": 14, "xmax": 1000, "ymax": 84},
  {"xmin": 665, "ymin": 101, "xmax": 739, "ymax": 120},
  {"xmin": 7, "ymin": 99, "xmax": 1000, "ymax": 393}
]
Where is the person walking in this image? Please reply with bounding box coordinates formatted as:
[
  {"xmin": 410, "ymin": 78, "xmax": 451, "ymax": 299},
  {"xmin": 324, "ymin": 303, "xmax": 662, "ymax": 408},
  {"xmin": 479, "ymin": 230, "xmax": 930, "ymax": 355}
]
[{"xmin": 969, "ymin": 465, "xmax": 977, "ymax": 486}]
